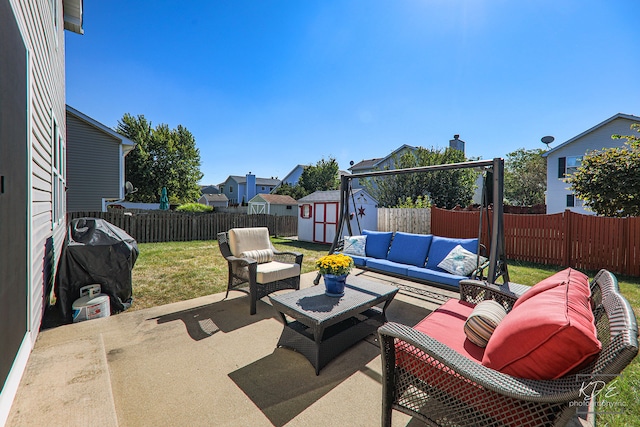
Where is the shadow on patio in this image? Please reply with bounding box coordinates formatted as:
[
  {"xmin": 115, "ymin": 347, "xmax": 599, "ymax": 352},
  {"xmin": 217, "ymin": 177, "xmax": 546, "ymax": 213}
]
[{"xmin": 7, "ymin": 271, "xmax": 444, "ymax": 427}]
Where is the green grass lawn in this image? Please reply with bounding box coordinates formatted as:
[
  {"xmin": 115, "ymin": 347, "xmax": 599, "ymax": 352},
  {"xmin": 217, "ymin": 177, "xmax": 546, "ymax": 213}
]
[{"xmin": 130, "ymin": 239, "xmax": 640, "ymax": 426}]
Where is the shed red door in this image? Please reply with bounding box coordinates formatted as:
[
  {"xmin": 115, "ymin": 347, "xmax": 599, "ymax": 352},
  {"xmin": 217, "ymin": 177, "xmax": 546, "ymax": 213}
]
[{"xmin": 313, "ymin": 202, "xmax": 338, "ymax": 244}]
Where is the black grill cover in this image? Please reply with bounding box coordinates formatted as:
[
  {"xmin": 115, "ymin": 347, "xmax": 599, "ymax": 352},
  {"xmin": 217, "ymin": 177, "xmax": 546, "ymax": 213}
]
[{"xmin": 56, "ymin": 218, "xmax": 138, "ymax": 321}]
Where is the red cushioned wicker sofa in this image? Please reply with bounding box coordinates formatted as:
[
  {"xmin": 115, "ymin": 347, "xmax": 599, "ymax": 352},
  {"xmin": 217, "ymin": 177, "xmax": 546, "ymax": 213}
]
[{"xmin": 378, "ymin": 268, "xmax": 638, "ymax": 427}]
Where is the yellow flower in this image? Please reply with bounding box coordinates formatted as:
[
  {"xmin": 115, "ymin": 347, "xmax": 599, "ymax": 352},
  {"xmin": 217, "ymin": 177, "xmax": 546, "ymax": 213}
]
[{"xmin": 316, "ymin": 253, "xmax": 354, "ymax": 275}]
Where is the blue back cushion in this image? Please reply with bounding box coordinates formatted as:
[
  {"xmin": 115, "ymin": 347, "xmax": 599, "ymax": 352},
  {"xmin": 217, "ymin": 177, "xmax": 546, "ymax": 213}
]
[
  {"xmin": 426, "ymin": 236, "xmax": 479, "ymax": 271},
  {"xmin": 362, "ymin": 230, "xmax": 393, "ymax": 259},
  {"xmin": 387, "ymin": 232, "xmax": 433, "ymax": 267}
]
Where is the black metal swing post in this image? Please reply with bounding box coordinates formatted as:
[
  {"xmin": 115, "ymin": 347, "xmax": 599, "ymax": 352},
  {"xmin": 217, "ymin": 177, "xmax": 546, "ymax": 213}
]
[{"xmin": 320, "ymin": 157, "xmax": 509, "ymax": 285}]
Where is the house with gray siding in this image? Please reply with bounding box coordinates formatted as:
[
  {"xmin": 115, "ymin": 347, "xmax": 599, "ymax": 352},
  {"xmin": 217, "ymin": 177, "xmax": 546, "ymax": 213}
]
[
  {"xmin": 543, "ymin": 113, "xmax": 640, "ymax": 215},
  {"xmin": 66, "ymin": 105, "xmax": 136, "ymax": 212},
  {"xmin": 0, "ymin": 0, "xmax": 83, "ymax": 422}
]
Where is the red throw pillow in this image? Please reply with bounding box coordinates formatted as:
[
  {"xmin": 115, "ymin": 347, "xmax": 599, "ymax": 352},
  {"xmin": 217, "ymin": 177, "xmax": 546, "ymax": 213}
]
[{"xmin": 482, "ymin": 268, "xmax": 601, "ymax": 380}]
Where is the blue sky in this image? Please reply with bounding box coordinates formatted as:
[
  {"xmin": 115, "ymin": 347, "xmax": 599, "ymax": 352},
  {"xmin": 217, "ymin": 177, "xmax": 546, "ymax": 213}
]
[{"xmin": 65, "ymin": 0, "xmax": 640, "ymax": 186}]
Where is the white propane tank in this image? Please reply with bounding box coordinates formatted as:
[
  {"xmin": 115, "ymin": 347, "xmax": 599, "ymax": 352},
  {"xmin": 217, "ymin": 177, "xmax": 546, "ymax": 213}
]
[{"xmin": 72, "ymin": 284, "xmax": 111, "ymax": 323}]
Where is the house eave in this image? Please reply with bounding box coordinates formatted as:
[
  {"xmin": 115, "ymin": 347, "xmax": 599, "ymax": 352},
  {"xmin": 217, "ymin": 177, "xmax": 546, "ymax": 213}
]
[
  {"xmin": 543, "ymin": 113, "xmax": 640, "ymax": 157},
  {"xmin": 63, "ymin": 0, "xmax": 84, "ymax": 35},
  {"xmin": 66, "ymin": 105, "xmax": 136, "ymax": 153}
]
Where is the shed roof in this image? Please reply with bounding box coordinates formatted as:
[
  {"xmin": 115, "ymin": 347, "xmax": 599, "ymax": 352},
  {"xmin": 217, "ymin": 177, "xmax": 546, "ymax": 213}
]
[
  {"xmin": 252, "ymin": 194, "xmax": 297, "ymax": 205},
  {"xmin": 201, "ymin": 194, "xmax": 228, "ymax": 202},
  {"xmin": 298, "ymin": 188, "xmax": 376, "ymax": 204}
]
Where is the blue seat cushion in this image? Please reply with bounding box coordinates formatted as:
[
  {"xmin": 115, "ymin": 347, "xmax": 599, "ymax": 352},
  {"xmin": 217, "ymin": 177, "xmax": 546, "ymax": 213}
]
[
  {"xmin": 363, "ymin": 230, "xmax": 393, "ymax": 259},
  {"xmin": 406, "ymin": 266, "xmax": 467, "ymax": 288},
  {"xmin": 426, "ymin": 236, "xmax": 479, "ymax": 272},
  {"xmin": 387, "ymin": 232, "xmax": 432, "ymax": 267},
  {"xmin": 366, "ymin": 259, "xmax": 409, "ymax": 276},
  {"xmin": 348, "ymin": 254, "xmax": 367, "ymax": 267}
]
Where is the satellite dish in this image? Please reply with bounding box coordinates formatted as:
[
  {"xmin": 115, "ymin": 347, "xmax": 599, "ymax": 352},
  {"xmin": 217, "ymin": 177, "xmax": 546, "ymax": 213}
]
[
  {"xmin": 349, "ymin": 160, "xmax": 354, "ymax": 166},
  {"xmin": 541, "ymin": 136, "xmax": 555, "ymax": 149},
  {"xmin": 125, "ymin": 181, "xmax": 138, "ymax": 195}
]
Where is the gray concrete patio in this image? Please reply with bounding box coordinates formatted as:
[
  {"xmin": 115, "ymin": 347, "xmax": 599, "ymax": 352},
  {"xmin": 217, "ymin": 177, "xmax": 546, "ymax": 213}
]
[{"xmin": 7, "ymin": 270, "xmax": 454, "ymax": 427}]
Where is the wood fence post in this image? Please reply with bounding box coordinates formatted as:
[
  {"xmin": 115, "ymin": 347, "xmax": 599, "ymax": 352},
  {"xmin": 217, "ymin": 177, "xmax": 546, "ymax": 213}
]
[{"xmin": 563, "ymin": 209, "xmax": 572, "ymax": 267}]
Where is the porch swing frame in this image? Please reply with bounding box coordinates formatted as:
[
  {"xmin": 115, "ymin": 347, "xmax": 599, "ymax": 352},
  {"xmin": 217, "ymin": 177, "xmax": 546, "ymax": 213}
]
[{"xmin": 325, "ymin": 157, "xmax": 509, "ymax": 286}]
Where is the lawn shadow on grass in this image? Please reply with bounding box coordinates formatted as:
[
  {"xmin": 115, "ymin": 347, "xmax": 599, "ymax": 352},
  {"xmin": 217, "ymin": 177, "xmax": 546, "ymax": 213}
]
[{"xmin": 150, "ymin": 297, "xmax": 275, "ymax": 341}]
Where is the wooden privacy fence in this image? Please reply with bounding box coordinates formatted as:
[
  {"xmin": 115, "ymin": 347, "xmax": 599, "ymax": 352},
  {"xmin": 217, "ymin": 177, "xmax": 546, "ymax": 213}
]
[
  {"xmin": 377, "ymin": 208, "xmax": 431, "ymax": 234},
  {"xmin": 68, "ymin": 211, "xmax": 298, "ymax": 243},
  {"xmin": 431, "ymin": 207, "xmax": 640, "ymax": 277}
]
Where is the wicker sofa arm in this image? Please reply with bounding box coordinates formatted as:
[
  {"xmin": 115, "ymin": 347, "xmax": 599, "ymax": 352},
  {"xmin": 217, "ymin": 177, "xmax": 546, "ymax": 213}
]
[
  {"xmin": 459, "ymin": 279, "xmax": 529, "ymax": 312},
  {"xmin": 378, "ymin": 322, "xmax": 585, "ymax": 403}
]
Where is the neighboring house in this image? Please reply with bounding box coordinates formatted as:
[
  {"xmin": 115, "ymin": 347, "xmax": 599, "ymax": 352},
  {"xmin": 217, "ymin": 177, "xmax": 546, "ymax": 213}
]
[
  {"xmin": 543, "ymin": 113, "xmax": 640, "ymax": 215},
  {"xmin": 200, "ymin": 184, "xmax": 219, "ymax": 194},
  {"xmin": 298, "ymin": 189, "xmax": 378, "ymax": 244},
  {"xmin": 349, "ymin": 144, "xmax": 417, "ymax": 189},
  {"xmin": 247, "ymin": 194, "xmax": 297, "ymax": 216},
  {"xmin": 66, "ymin": 105, "xmax": 136, "ymax": 212},
  {"xmin": 348, "ymin": 138, "xmax": 482, "ymax": 205},
  {"xmin": 271, "ymin": 164, "xmax": 306, "ymax": 193},
  {"xmin": 198, "ymin": 193, "xmax": 229, "ymax": 208},
  {"xmin": 0, "ymin": 1, "xmax": 83, "ymax": 423},
  {"xmin": 218, "ymin": 173, "xmax": 280, "ymax": 205}
]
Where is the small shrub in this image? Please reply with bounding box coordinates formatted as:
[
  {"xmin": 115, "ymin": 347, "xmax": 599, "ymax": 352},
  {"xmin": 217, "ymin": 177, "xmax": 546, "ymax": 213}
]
[{"xmin": 175, "ymin": 203, "xmax": 213, "ymax": 213}]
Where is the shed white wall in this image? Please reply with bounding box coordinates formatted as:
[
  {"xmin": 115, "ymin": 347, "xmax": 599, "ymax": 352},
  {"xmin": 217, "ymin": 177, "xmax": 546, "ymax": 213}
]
[
  {"xmin": 1, "ymin": 0, "xmax": 67, "ymax": 423},
  {"xmin": 546, "ymin": 117, "xmax": 636, "ymax": 214}
]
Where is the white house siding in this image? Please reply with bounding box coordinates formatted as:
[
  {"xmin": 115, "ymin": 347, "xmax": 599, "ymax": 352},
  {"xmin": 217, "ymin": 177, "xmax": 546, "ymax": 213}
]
[
  {"xmin": 66, "ymin": 112, "xmax": 121, "ymax": 211},
  {"xmin": 1, "ymin": 0, "xmax": 70, "ymax": 423},
  {"xmin": 545, "ymin": 115, "xmax": 639, "ymax": 215}
]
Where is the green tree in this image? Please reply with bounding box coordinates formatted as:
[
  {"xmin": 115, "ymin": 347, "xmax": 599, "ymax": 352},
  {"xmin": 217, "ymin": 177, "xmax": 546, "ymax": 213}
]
[
  {"xmin": 567, "ymin": 124, "xmax": 640, "ymax": 217},
  {"xmin": 363, "ymin": 147, "xmax": 477, "ymax": 209},
  {"xmin": 504, "ymin": 148, "xmax": 546, "ymax": 206},
  {"xmin": 117, "ymin": 114, "xmax": 203, "ymax": 204},
  {"xmin": 298, "ymin": 157, "xmax": 340, "ymax": 194},
  {"xmin": 274, "ymin": 158, "xmax": 339, "ymax": 199},
  {"xmin": 273, "ymin": 182, "xmax": 308, "ymax": 200}
]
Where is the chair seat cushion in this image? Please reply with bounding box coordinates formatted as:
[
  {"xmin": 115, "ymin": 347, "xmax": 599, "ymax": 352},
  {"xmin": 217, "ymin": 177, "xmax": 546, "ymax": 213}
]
[
  {"xmin": 406, "ymin": 267, "xmax": 467, "ymax": 288},
  {"xmin": 365, "ymin": 258, "xmax": 409, "ymax": 276},
  {"xmin": 482, "ymin": 268, "xmax": 601, "ymax": 380},
  {"xmin": 256, "ymin": 261, "xmax": 301, "ymax": 284},
  {"xmin": 412, "ymin": 299, "xmax": 485, "ymax": 361}
]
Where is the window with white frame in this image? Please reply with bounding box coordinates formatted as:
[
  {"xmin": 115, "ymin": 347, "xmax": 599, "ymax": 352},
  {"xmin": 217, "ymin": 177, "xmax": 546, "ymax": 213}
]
[
  {"xmin": 558, "ymin": 156, "xmax": 582, "ymax": 178},
  {"xmin": 566, "ymin": 156, "xmax": 582, "ymax": 176},
  {"xmin": 52, "ymin": 118, "xmax": 65, "ymax": 226}
]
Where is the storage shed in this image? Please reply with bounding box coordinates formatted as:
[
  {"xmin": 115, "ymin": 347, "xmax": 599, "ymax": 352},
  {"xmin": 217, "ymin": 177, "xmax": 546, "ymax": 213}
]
[
  {"xmin": 247, "ymin": 194, "xmax": 297, "ymax": 216},
  {"xmin": 298, "ymin": 189, "xmax": 378, "ymax": 244}
]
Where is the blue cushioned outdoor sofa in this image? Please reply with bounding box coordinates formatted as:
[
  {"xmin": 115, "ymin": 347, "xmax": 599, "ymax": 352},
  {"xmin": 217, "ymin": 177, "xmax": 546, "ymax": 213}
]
[{"xmin": 342, "ymin": 230, "xmax": 486, "ymax": 289}]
